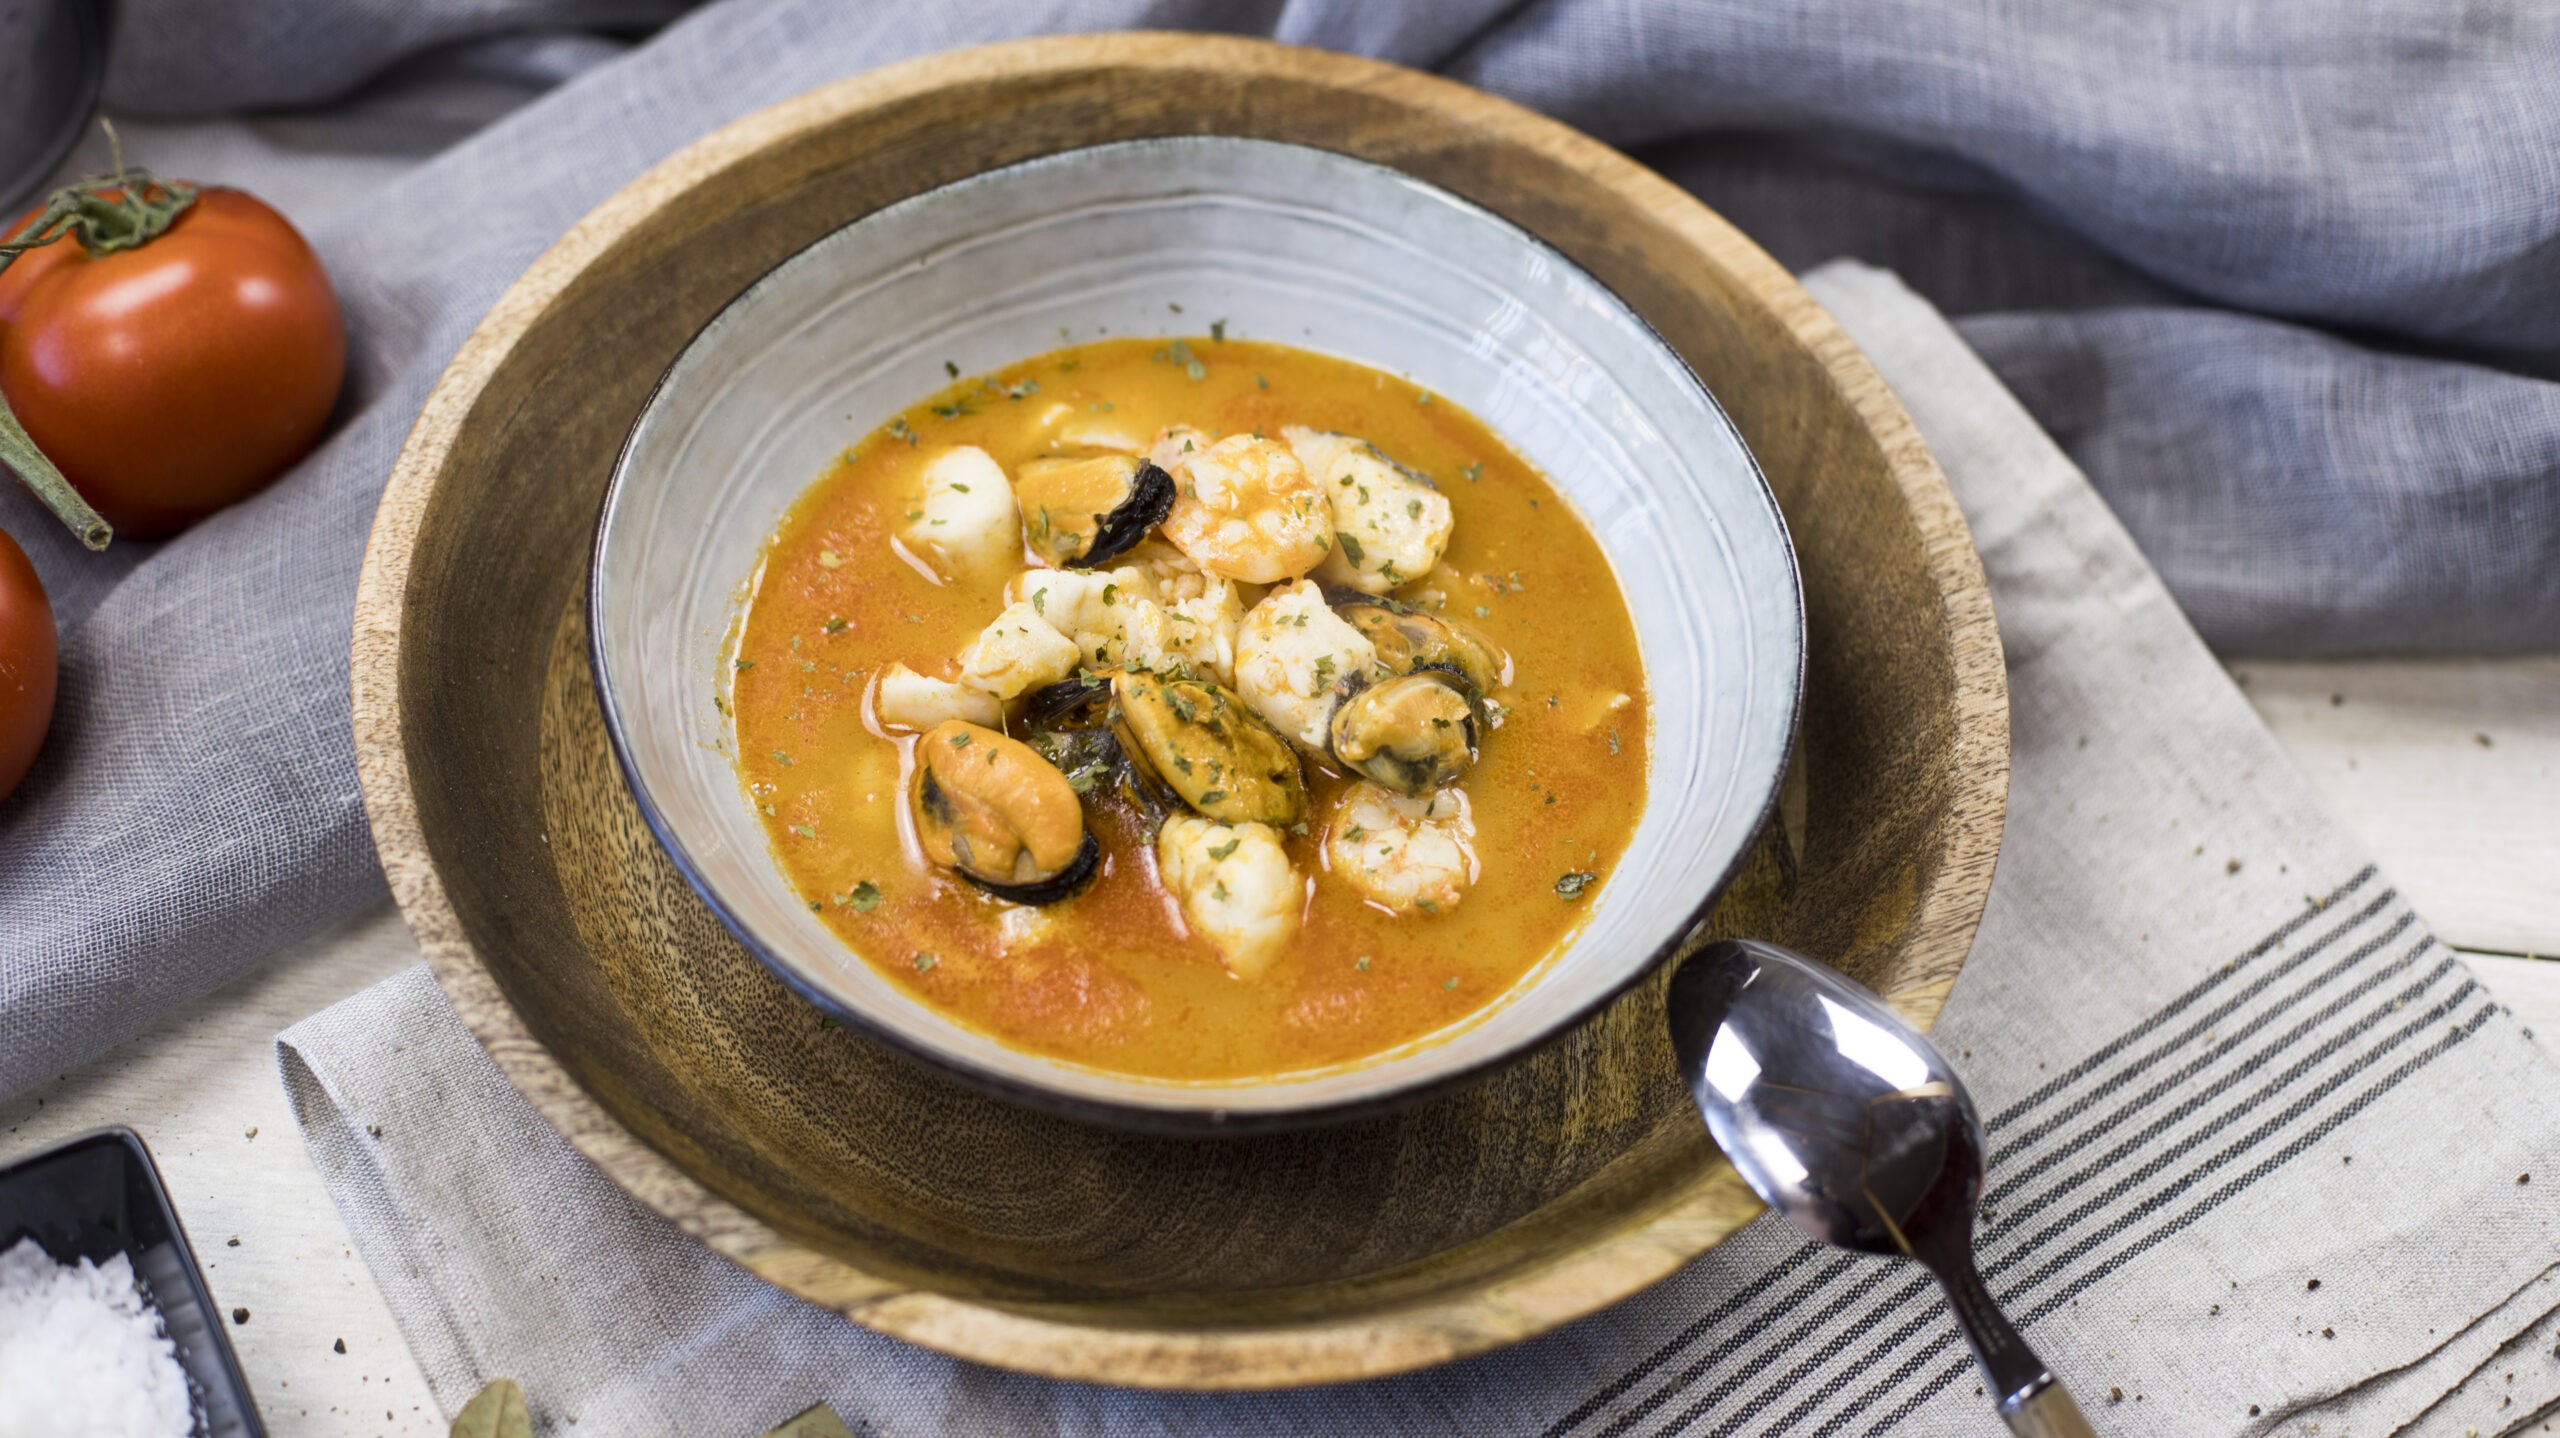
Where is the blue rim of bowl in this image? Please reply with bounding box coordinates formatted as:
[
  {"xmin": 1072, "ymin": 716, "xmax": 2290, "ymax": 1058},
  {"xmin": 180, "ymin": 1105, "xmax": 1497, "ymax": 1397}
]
[{"xmin": 589, "ymin": 135, "xmax": 1805, "ymax": 1134}]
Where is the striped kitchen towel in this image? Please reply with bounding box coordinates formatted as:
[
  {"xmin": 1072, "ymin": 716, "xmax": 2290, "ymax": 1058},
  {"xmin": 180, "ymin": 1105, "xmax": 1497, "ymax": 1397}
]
[{"xmin": 278, "ymin": 262, "xmax": 2560, "ymax": 1436}]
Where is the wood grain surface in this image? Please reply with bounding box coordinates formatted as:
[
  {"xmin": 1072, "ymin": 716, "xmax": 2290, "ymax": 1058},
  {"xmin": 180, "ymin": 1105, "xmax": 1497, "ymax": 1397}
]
[{"xmin": 348, "ymin": 34, "xmax": 2009, "ymax": 1386}]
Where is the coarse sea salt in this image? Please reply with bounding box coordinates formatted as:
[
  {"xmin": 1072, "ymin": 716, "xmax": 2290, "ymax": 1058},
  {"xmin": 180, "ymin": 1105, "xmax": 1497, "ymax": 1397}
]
[{"xmin": 0, "ymin": 1236, "xmax": 193, "ymax": 1437}]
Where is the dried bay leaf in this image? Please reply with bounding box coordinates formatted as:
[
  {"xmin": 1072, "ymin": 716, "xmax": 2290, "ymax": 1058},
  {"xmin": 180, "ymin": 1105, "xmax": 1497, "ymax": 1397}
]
[
  {"xmin": 762, "ymin": 1403, "xmax": 859, "ymax": 1437},
  {"xmin": 451, "ymin": 1378, "xmax": 532, "ymax": 1438}
]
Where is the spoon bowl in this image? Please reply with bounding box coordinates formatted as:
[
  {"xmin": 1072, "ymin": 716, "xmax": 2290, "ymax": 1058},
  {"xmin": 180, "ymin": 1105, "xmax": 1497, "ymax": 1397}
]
[{"xmin": 1671, "ymin": 939, "xmax": 2095, "ymax": 1437}]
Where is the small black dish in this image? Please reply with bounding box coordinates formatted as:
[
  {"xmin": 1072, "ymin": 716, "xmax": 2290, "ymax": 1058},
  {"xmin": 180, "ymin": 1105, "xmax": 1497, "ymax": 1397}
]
[{"xmin": 0, "ymin": 1126, "xmax": 264, "ymax": 1437}]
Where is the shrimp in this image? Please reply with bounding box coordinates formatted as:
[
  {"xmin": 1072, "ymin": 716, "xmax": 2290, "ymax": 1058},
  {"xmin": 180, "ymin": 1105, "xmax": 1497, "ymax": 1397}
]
[
  {"xmin": 1157, "ymin": 815, "xmax": 1302, "ymax": 979},
  {"xmin": 1326, "ymin": 781, "xmax": 1478, "ymax": 915},
  {"xmin": 872, "ymin": 661, "xmax": 1003, "ymax": 731},
  {"xmin": 956, "ymin": 599, "xmax": 1081, "ymax": 699},
  {"xmin": 1286, "ymin": 426, "xmax": 1454, "ymax": 595},
  {"xmin": 1158, "ymin": 431, "xmax": 1335, "ymax": 583},
  {"xmin": 1232, "ymin": 579, "xmax": 1376, "ymax": 750},
  {"xmin": 902, "ymin": 445, "xmax": 1018, "ymax": 578}
]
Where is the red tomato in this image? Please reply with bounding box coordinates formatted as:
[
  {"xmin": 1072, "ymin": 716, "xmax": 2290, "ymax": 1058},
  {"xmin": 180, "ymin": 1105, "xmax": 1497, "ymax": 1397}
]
[
  {"xmin": 0, "ymin": 187, "xmax": 344, "ymax": 537},
  {"xmin": 0, "ymin": 527, "xmax": 55, "ymax": 803}
]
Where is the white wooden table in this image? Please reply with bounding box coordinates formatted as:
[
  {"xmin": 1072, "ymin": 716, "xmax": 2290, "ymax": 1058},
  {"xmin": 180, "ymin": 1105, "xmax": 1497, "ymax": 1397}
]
[{"xmin": 3, "ymin": 655, "xmax": 2555, "ymax": 1435}]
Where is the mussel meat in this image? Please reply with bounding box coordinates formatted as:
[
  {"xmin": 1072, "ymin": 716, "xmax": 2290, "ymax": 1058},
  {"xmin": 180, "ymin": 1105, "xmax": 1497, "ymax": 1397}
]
[
  {"xmin": 1017, "ymin": 455, "xmax": 1177, "ymax": 569},
  {"xmin": 1328, "ymin": 591, "xmax": 1507, "ymax": 698},
  {"xmin": 909, "ymin": 720, "xmax": 1099, "ymax": 903},
  {"xmin": 1110, "ymin": 670, "xmax": 1307, "ymax": 827},
  {"xmin": 1328, "ymin": 668, "xmax": 1478, "ymax": 796}
]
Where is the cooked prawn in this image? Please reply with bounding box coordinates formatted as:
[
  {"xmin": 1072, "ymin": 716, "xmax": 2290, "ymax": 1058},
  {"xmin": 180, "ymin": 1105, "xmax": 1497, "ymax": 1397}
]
[
  {"xmin": 1326, "ymin": 781, "xmax": 1478, "ymax": 915},
  {"xmin": 1158, "ymin": 431, "xmax": 1334, "ymax": 583}
]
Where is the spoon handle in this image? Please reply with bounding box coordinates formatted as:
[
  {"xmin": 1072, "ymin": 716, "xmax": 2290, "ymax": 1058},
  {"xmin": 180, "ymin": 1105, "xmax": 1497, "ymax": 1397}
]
[
  {"xmin": 1914, "ymin": 1232, "xmax": 2096, "ymax": 1437},
  {"xmin": 2000, "ymin": 1380, "xmax": 2097, "ymax": 1438}
]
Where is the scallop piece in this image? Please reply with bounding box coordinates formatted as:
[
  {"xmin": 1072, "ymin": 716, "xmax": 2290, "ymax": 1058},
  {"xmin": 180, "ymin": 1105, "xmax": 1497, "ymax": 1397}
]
[
  {"xmin": 1159, "ymin": 432, "xmax": 1335, "ymax": 583},
  {"xmin": 910, "ymin": 721, "xmax": 1099, "ymax": 903},
  {"xmin": 1328, "ymin": 669, "xmax": 1478, "ymax": 795},
  {"xmin": 1016, "ymin": 454, "xmax": 1176, "ymax": 569},
  {"xmin": 1327, "ymin": 782, "xmax": 1477, "ymax": 916},
  {"xmin": 1109, "ymin": 669, "xmax": 1306, "ymax": 826},
  {"xmin": 956, "ymin": 599, "xmax": 1081, "ymax": 700},
  {"xmin": 902, "ymin": 446, "xmax": 1019, "ymax": 578},
  {"xmin": 1157, "ymin": 815, "xmax": 1301, "ymax": 979},
  {"xmin": 1233, "ymin": 579, "xmax": 1377, "ymax": 750},
  {"xmin": 1288, "ymin": 427, "xmax": 1454, "ymax": 595},
  {"xmin": 872, "ymin": 661, "xmax": 1003, "ymax": 732}
]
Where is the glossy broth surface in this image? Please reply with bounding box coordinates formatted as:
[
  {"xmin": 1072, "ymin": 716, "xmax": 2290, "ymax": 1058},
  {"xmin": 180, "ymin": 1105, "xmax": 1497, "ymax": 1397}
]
[{"xmin": 730, "ymin": 337, "xmax": 1649, "ymax": 1082}]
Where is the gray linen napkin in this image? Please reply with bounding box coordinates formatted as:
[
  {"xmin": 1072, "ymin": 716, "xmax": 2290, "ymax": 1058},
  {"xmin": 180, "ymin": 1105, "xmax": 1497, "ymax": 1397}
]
[
  {"xmin": 18, "ymin": 0, "xmax": 2560, "ymax": 1117},
  {"xmin": 277, "ymin": 262, "xmax": 2560, "ymax": 1436}
]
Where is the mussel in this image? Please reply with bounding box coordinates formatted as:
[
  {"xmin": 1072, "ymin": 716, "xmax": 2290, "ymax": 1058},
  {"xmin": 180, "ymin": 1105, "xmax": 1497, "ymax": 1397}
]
[
  {"xmin": 1328, "ymin": 591, "xmax": 1507, "ymax": 698},
  {"xmin": 1111, "ymin": 671, "xmax": 1308, "ymax": 827},
  {"xmin": 1328, "ymin": 669, "xmax": 1478, "ymax": 796},
  {"xmin": 909, "ymin": 720, "xmax": 1099, "ymax": 903},
  {"xmin": 1016, "ymin": 455, "xmax": 1177, "ymax": 569}
]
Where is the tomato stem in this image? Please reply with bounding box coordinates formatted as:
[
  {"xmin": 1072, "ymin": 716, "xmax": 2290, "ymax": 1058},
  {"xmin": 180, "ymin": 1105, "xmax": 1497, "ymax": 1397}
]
[{"xmin": 0, "ymin": 396, "xmax": 110, "ymax": 550}]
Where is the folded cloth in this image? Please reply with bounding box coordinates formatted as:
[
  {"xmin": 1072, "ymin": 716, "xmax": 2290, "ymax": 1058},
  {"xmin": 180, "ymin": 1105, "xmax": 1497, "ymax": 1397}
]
[
  {"xmin": 277, "ymin": 263, "xmax": 2560, "ymax": 1437},
  {"xmin": 16, "ymin": 0, "xmax": 2560, "ymax": 1106}
]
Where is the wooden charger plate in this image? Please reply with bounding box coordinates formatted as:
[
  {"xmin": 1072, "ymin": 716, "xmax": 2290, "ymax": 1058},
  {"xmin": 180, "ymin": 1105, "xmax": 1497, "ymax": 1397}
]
[{"xmin": 351, "ymin": 34, "xmax": 2008, "ymax": 1388}]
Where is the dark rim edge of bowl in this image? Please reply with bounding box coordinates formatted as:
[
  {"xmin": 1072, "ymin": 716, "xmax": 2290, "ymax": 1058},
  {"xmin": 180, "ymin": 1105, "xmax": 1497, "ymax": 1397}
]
[
  {"xmin": 2, "ymin": 0, "xmax": 112, "ymax": 216},
  {"xmin": 582, "ymin": 134, "xmax": 1806, "ymax": 1136}
]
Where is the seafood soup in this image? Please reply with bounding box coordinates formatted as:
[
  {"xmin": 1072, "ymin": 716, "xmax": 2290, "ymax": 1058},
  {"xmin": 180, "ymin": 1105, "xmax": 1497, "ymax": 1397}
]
[{"xmin": 728, "ymin": 336, "xmax": 1649, "ymax": 1083}]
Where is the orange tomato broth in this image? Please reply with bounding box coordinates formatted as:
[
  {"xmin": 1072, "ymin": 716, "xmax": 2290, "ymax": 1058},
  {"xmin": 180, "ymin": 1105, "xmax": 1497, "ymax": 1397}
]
[{"xmin": 728, "ymin": 336, "xmax": 1649, "ymax": 1083}]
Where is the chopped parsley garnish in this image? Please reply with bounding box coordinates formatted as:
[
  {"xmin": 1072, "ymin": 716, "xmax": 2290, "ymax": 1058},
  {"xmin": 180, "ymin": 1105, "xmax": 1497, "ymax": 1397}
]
[
  {"xmin": 849, "ymin": 881, "xmax": 883, "ymax": 912},
  {"xmin": 943, "ymin": 360, "xmax": 959, "ymax": 378},
  {"xmin": 1461, "ymin": 462, "xmax": 1482, "ymax": 482},
  {"xmin": 822, "ymin": 617, "xmax": 847, "ymax": 633},
  {"xmin": 1337, "ymin": 533, "xmax": 1366, "ymax": 565},
  {"xmin": 949, "ymin": 733, "xmax": 972, "ymax": 749},
  {"xmin": 913, "ymin": 951, "xmax": 938, "ymax": 972},
  {"xmin": 1210, "ymin": 319, "xmax": 1228, "ymax": 342},
  {"xmin": 1207, "ymin": 836, "xmax": 1241, "ymax": 860},
  {"xmin": 1555, "ymin": 870, "xmax": 1599, "ymax": 900},
  {"xmin": 886, "ymin": 416, "xmax": 918, "ymax": 445}
]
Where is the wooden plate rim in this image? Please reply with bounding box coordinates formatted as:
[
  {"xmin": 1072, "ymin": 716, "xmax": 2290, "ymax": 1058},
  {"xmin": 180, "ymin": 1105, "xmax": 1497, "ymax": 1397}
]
[{"xmin": 349, "ymin": 32, "xmax": 2010, "ymax": 1389}]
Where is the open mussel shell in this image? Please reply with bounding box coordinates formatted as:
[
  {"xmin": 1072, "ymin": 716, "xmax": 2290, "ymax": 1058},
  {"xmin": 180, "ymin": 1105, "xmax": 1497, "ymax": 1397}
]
[
  {"xmin": 1328, "ymin": 667, "xmax": 1479, "ymax": 796},
  {"xmin": 1021, "ymin": 676, "xmax": 1167, "ymax": 822},
  {"xmin": 1327, "ymin": 590, "xmax": 1507, "ymax": 699},
  {"xmin": 909, "ymin": 720, "xmax": 1099, "ymax": 904},
  {"xmin": 1017, "ymin": 455, "xmax": 1176, "ymax": 568},
  {"xmin": 965, "ymin": 829, "xmax": 1101, "ymax": 904},
  {"xmin": 1109, "ymin": 670, "xmax": 1307, "ymax": 827}
]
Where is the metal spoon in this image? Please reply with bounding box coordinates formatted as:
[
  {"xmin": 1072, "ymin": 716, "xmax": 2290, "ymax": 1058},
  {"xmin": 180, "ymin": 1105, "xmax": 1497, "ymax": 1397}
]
[{"xmin": 1669, "ymin": 939, "xmax": 2095, "ymax": 1437}]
